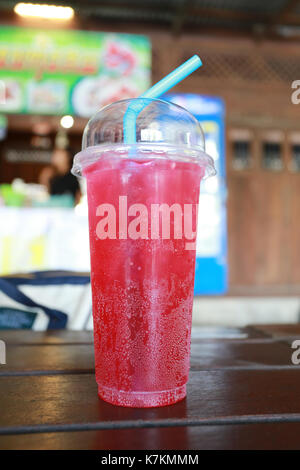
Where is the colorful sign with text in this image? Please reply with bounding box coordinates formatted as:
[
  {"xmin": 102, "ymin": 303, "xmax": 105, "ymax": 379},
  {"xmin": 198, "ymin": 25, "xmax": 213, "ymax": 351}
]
[{"xmin": 0, "ymin": 26, "xmax": 151, "ymax": 117}]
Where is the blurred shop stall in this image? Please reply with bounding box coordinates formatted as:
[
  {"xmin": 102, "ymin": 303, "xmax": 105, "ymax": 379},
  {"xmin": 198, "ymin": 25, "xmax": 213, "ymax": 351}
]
[
  {"xmin": 0, "ymin": 25, "xmax": 151, "ymax": 275},
  {"xmin": 0, "ymin": 26, "xmax": 151, "ymax": 183}
]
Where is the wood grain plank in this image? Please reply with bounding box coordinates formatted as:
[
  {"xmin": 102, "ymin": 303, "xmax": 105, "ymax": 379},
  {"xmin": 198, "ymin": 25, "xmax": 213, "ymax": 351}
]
[
  {"xmin": 1, "ymin": 422, "xmax": 300, "ymax": 450},
  {"xmin": 251, "ymin": 324, "xmax": 300, "ymax": 339},
  {"xmin": 0, "ymin": 326, "xmax": 266, "ymax": 348},
  {"xmin": 0, "ymin": 344, "xmax": 95, "ymax": 375},
  {"xmin": 190, "ymin": 340, "xmax": 293, "ymax": 369},
  {"xmin": 0, "ymin": 339, "xmax": 293, "ymax": 375},
  {"xmin": 0, "ymin": 327, "xmax": 247, "ymax": 345},
  {"xmin": 0, "ymin": 330, "xmax": 93, "ymax": 345},
  {"xmin": 1, "ymin": 369, "xmax": 300, "ymax": 432},
  {"xmin": 191, "ymin": 326, "xmax": 268, "ymax": 340}
]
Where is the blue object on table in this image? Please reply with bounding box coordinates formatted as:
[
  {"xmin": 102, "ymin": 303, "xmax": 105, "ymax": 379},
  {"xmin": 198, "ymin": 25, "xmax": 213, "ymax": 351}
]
[
  {"xmin": 165, "ymin": 93, "xmax": 228, "ymax": 295},
  {"xmin": 0, "ymin": 271, "xmax": 91, "ymax": 329}
]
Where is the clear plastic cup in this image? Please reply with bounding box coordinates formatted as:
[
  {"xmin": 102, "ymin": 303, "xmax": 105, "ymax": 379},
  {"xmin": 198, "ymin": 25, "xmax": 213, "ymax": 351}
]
[{"xmin": 72, "ymin": 98, "xmax": 215, "ymax": 407}]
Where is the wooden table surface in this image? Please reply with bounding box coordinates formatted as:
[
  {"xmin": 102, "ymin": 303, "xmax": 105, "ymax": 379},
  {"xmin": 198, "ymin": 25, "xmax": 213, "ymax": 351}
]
[{"xmin": 0, "ymin": 324, "xmax": 300, "ymax": 450}]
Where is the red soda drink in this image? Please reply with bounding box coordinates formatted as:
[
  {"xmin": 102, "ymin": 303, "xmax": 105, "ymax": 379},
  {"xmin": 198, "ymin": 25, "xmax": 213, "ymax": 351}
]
[
  {"xmin": 72, "ymin": 98, "xmax": 215, "ymax": 407},
  {"xmin": 84, "ymin": 151, "xmax": 205, "ymax": 407}
]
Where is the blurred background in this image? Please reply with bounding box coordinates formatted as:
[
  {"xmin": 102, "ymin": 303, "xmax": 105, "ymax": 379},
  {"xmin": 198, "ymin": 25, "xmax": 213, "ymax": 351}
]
[{"xmin": 0, "ymin": 0, "xmax": 299, "ymax": 329}]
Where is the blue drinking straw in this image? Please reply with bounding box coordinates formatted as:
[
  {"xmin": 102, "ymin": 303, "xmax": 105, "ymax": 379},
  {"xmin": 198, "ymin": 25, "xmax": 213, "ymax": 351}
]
[{"xmin": 123, "ymin": 55, "xmax": 202, "ymax": 144}]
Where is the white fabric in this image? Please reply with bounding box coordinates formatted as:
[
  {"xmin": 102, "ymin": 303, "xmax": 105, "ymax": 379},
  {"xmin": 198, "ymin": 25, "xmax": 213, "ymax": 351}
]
[{"xmin": 0, "ymin": 282, "xmax": 92, "ymax": 330}]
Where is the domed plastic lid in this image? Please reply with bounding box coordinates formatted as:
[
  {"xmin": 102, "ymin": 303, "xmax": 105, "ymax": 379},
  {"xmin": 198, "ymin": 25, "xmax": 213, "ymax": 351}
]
[{"xmin": 72, "ymin": 98, "xmax": 216, "ymax": 178}]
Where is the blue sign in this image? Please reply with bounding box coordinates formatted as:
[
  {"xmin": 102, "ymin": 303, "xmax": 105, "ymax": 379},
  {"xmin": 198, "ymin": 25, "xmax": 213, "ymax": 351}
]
[{"xmin": 165, "ymin": 93, "xmax": 227, "ymax": 295}]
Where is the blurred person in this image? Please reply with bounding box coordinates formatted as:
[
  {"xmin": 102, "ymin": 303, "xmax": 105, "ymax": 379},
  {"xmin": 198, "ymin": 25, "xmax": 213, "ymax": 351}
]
[{"xmin": 39, "ymin": 147, "xmax": 81, "ymax": 205}]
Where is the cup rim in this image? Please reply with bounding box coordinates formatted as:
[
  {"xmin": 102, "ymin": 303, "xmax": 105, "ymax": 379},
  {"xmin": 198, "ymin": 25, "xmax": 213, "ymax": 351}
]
[{"xmin": 71, "ymin": 142, "xmax": 216, "ymax": 179}]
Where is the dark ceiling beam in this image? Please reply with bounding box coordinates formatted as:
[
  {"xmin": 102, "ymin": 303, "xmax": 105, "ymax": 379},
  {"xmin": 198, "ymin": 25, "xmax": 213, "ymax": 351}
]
[
  {"xmin": 271, "ymin": 0, "xmax": 300, "ymax": 22},
  {"xmin": 171, "ymin": 0, "xmax": 193, "ymax": 36},
  {"xmin": 85, "ymin": 4, "xmax": 268, "ymax": 24},
  {"xmin": 2, "ymin": 0, "xmax": 300, "ymax": 38},
  {"xmin": 84, "ymin": 4, "xmax": 300, "ymax": 31},
  {"xmin": 276, "ymin": 13, "xmax": 300, "ymax": 25},
  {"xmin": 188, "ymin": 6, "xmax": 267, "ymax": 24},
  {"xmin": 0, "ymin": 1, "xmax": 268, "ymax": 24},
  {"xmin": 264, "ymin": 0, "xmax": 300, "ymax": 37}
]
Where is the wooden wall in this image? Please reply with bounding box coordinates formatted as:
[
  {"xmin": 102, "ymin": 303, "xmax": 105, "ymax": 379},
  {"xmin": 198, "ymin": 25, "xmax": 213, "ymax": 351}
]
[{"xmin": 149, "ymin": 32, "xmax": 300, "ymax": 294}]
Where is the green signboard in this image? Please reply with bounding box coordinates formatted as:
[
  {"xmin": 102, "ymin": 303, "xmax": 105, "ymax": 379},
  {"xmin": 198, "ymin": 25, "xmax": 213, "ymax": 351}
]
[{"xmin": 0, "ymin": 26, "xmax": 151, "ymax": 117}]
